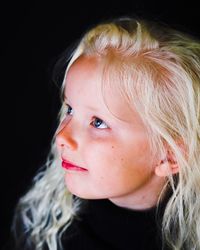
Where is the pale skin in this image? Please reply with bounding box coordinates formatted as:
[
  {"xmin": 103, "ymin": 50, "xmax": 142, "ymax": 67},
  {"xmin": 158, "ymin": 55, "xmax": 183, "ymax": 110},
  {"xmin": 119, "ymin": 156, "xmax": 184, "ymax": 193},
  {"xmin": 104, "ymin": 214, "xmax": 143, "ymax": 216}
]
[{"xmin": 56, "ymin": 55, "xmax": 179, "ymax": 210}]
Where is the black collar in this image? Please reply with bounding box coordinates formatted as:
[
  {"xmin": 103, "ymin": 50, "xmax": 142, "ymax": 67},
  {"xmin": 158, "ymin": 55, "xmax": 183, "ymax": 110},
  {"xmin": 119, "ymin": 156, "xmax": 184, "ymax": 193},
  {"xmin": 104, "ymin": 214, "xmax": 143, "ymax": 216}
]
[{"xmin": 76, "ymin": 197, "xmax": 163, "ymax": 250}]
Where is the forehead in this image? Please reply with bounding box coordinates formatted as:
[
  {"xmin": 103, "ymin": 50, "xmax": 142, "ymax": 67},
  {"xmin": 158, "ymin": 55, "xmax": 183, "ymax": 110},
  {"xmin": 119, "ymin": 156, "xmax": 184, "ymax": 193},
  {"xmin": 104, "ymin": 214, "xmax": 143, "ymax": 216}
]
[
  {"xmin": 65, "ymin": 55, "xmax": 103, "ymax": 95},
  {"xmin": 64, "ymin": 55, "xmax": 144, "ymax": 125}
]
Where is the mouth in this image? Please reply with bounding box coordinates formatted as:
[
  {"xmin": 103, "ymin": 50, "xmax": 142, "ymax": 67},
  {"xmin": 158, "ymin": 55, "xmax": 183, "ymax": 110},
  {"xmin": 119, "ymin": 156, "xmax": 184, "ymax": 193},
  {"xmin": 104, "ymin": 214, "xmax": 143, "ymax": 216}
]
[{"xmin": 61, "ymin": 159, "xmax": 88, "ymax": 172}]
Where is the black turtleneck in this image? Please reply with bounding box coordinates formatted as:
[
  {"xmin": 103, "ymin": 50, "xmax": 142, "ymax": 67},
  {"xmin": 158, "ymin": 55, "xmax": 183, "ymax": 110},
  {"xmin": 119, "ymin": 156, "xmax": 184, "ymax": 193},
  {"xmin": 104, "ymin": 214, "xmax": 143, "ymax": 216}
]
[{"xmin": 61, "ymin": 196, "xmax": 166, "ymax": 250}]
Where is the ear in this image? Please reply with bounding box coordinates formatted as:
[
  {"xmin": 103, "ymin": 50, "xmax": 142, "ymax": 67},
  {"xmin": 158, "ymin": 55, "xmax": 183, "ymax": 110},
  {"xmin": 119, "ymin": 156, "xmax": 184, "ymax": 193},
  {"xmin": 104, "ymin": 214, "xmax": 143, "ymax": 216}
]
[
  {"xmin": 155, "ymin": 144, "xmax": 182, "ymax": 177},
  {"xmin": 155, "ymin": 157, "xmax": 179, "ymax": 177}
]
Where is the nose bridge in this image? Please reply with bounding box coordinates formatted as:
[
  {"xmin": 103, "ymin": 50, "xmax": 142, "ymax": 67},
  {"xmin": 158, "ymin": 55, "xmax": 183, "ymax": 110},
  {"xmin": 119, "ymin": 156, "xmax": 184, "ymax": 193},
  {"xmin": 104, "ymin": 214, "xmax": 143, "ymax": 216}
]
[{"xmin": 56, "ymin": 118, "xmax": 79, "ymax": 149}]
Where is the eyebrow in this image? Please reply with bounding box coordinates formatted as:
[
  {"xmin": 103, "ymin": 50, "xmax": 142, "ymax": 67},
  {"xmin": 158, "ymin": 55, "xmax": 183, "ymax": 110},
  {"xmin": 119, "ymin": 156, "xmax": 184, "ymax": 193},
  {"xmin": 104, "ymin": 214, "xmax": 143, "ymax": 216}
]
[{"xmin": 63, "ymin": 95, "xmax": 99, "ymax": 112}]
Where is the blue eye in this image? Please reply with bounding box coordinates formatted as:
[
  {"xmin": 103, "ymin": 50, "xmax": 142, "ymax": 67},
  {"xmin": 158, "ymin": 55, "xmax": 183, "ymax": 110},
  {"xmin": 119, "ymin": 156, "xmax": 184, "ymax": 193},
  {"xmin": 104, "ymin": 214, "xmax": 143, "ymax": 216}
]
[
  {"xmin": 65, "ymin": 104, "xmax": 73, "ymax": 115},
  {"xmin": 91, "ymin": 117, "xmax": 108, "ymax": 129}
]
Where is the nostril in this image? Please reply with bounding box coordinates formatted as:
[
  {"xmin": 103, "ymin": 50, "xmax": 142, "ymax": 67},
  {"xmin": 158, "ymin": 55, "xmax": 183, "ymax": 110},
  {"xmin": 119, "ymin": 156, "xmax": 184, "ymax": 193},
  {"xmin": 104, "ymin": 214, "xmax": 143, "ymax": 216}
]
[
  {"xmin": 55, "ymin": 135, "xmax": 65, "ymax": 148},
  {"xmin": 56, "ymin": 131, "xmax": 78, "ymax": 151}
]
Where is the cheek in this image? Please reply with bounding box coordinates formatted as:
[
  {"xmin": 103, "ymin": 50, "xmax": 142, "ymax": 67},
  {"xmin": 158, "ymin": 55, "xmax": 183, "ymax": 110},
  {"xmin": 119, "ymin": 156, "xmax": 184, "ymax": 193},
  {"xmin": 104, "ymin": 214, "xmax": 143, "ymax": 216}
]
[
  {"xmin": 83, "ymin": 133, "xmax": 153, "ymax": 176},
  {"xmin": 117, "ymin": 142, "xmax": 155, "ymax": 182},
  {"xmin": 125, "ymin": 131, "xmax": 153, "ymax": 162},
  {"xmin": 83, "ymin": 137, "xmax": 119, "ymax": 169},
  {"xmin": 87, "ymin": 144, "xmax": 118, "ymax": 163}
]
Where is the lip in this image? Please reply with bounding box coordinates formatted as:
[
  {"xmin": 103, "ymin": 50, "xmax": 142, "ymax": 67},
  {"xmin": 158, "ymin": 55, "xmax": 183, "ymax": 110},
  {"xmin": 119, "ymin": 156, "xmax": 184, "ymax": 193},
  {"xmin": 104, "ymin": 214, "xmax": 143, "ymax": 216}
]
[{"xmin": 61, "ymin": 159, "xmax": 88, "ymax": 172}]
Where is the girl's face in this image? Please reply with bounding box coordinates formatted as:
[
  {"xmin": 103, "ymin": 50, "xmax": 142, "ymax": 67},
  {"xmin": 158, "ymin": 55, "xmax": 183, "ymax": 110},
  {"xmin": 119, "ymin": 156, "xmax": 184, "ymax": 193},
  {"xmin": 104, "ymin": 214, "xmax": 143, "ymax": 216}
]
[{"xmin": 56, "ymin": 55, "xmax": 166, "ymax": 210}]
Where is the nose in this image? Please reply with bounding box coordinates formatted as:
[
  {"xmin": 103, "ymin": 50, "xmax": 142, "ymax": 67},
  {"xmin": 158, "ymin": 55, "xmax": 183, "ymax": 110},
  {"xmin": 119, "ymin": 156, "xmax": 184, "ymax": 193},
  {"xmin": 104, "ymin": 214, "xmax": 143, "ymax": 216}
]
[{"xmin": 55, "ymin": 120, "xmax": 78, "ymax": 151}]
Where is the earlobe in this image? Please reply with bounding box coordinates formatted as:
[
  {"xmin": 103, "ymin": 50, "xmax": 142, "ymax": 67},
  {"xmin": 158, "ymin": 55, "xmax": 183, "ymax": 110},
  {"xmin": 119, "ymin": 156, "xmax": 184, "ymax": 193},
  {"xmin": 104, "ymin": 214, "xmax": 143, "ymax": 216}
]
[
  {"xmin": 155, "ymin": 160, "xmax": 179, "ymax": 177},
  {"xmin": 155, "ymin": 147, "xmax": 179, "ymax": 177}
]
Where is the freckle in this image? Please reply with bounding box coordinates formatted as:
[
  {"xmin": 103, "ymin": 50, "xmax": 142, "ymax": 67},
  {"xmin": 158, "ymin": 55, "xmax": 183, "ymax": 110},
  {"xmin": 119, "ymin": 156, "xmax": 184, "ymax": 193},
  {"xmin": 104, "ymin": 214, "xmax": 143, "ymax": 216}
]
[{"xmin": 121, "ymin": 158, "xmax": 124, "ymax": 161}]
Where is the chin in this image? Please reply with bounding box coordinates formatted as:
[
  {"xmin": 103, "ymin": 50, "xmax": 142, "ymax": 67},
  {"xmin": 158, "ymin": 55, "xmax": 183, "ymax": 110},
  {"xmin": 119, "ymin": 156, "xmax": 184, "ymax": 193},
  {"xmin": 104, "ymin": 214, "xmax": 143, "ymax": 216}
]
[{"xmin": 65, "ymin": 186, "xmax": 106, "ymax": 200}]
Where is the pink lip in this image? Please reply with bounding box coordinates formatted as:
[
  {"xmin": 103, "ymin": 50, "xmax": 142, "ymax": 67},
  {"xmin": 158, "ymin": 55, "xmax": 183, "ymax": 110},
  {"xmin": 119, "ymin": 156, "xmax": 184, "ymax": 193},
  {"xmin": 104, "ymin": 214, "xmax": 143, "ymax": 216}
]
[{"xmin": 61, "ymin": 160, "xmax": 88, "ymax": 172}]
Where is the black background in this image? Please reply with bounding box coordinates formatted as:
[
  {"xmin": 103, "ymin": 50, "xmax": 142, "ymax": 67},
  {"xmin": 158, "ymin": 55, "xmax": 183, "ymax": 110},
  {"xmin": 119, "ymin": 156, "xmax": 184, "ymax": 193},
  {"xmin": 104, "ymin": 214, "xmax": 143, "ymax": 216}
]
[{"xmin": 1, "ymin": 1, "xmax": 200, "ymax": 249}]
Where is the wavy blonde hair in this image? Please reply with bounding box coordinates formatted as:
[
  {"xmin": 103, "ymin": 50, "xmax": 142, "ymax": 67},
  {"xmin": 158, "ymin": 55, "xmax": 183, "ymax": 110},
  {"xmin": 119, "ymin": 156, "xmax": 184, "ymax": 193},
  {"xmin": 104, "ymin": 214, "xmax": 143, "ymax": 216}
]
[{"xmin": 13, "ymin": 17, "xmax": 200, "ymax": 250}]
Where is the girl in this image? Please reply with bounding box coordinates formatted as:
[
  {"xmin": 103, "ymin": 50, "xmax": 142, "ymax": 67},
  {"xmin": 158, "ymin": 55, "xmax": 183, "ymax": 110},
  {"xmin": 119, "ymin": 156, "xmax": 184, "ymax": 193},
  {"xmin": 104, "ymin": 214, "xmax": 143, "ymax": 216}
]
[{"xmin": 13, "ymin": 17, "xmax": 200, "ymax": 250}]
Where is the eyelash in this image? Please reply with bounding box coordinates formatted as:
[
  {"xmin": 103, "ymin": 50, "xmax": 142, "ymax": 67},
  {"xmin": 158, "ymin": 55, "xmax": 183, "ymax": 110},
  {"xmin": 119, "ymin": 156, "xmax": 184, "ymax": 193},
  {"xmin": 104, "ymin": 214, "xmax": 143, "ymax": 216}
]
[{"xmin": 64, "ymin": 104, "xmax": 109, "ymax": 129}]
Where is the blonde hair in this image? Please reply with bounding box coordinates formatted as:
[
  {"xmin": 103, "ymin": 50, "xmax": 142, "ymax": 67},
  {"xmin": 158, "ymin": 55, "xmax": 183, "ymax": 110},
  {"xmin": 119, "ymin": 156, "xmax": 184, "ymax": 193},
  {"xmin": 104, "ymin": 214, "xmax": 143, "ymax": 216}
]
[{"xmin": 13, "ymin": 17, "xmax": 200, "ymax": 250}]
